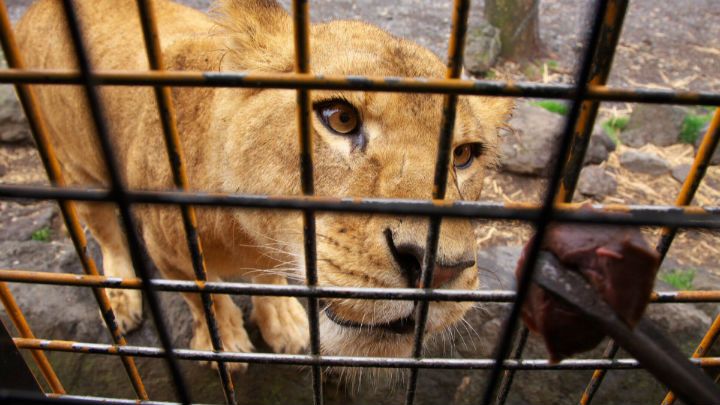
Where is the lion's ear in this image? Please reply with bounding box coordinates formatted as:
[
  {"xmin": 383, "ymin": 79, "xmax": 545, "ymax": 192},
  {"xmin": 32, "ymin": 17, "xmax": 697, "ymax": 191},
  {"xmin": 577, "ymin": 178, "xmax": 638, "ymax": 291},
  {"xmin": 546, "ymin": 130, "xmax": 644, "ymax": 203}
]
[{"xmin": 213, "ymin": 0, "xmax": 294, "ymax": 72}]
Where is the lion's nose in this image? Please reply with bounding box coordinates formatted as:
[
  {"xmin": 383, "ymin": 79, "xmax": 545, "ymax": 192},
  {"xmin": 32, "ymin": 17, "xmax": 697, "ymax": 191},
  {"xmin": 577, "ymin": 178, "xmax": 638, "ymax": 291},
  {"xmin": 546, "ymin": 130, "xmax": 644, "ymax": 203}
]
[{"xmin": 384, "ymin": 229, "xmax": 475, "ymax": 288}]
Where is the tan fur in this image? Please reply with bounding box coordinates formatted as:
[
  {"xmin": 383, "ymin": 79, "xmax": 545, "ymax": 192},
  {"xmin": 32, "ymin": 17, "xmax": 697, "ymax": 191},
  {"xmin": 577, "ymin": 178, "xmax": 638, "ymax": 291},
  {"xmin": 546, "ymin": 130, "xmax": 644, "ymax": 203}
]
[{"xmin": 16, "ymin": 0, "xmax": 512, "ymax": 375}]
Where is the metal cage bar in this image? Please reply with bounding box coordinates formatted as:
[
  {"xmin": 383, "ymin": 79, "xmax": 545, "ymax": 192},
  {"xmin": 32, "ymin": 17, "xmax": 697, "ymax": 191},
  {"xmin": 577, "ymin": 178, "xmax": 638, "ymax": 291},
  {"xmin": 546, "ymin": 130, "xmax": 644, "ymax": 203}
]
[
  {"xmin": 290, "ymin": 1, "xmax": 323, "ymax": 404},
  {"xmin": 57, "ymin": 1, "xmax": 190, "ymax": 402},
  {"xmin": 0, "ymin": 69, "xmax": 718, "ymax": 106},
  {"xmin": 497, "ymin": 2, "xmax": 630, "ymax": 403},
  {"xmin": 133, "ymin": 0, "xmax": 237, "ymax": 403},
  {"xmin": 1, "ymin": 269, "xmax": 719, "ymax": 303},
  {"xmin": 14, "ymin": 337, "xmax": 720, "ymax": 370},
  {"xmin": 0, "ymin": 282, "xmax": 64, "ymax": 394},
  {"xmin": 479, "ymin": 1, "xmax": 611, "ymax": 403},
  {"xmin": 0, "ymin": 0, "xmax": 149, "ymax": 399},
  {"xmin": 405, "ymin": 1, "xmax": 471, "ymax": 404}
]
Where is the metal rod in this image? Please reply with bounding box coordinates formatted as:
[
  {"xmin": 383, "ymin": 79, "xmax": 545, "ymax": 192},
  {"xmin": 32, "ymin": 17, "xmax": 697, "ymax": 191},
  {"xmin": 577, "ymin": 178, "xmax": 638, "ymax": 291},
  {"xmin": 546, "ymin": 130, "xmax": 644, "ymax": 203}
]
[
  {"xmin": 405, "ymin": 2, "xmax": 470, "ymax": 403},
  {"xmin": 16, "ymin": 337, "xmax": 720, "ymax": 370},
  {"xmin": 578, "ymin": 341, "xmax": 619, "ymax": 405},
  {"xmin": 5, "ymin": 184, "xmax": 720, "ymax": 228},
  {"xmin": 0, "ymin": 269, "xmax": 715, "ymax": 303},
  {"xmin": 502, "ymin": 2, "xmax": 630, "ymax": 403},
  {"xmin": 58, "ymin": 1, "xmax": 189, "ymax": 402},
  {"xmin": 0, "ymin": 0, "xmax": 149, "ymax": 398},
  {"xmin": 0, "ymin": 283, "xmax": 64, "ymax": 393},
  {"xmin": 479, "ymin": 2, "xmax": 611, "ymax": 403},
  {"xmin": 0, "ymin": 69, "xmax": 717, "ymax": 105},
  {"xmin": 134, "ymin": 1, "xmax": 236, "ymax": 402},
  {"xmin": 290, "ymin": 1, "xmax": 323, "ymax": 403}
]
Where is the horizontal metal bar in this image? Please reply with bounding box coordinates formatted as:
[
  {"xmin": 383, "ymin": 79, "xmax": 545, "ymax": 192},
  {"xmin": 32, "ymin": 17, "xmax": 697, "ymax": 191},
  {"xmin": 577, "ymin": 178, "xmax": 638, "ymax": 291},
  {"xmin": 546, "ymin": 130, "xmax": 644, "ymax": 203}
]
[
  {"xmin": 2, "ymin": 184, "xmax": 720, "ymax": 228},
  {"xmin": 0, "ymin": 69, "xmax": 717, "ymax": 105},
  {"xmin": 12, "ymin": 337, "xmax": 720, "ymax": 370},
  {"xmin": 0, "ymin": 269, "xmax": 716, "ymax": 303},
  {"xmin": 0, "ymin": 390, "xmax": 190, "ymax": 405}
]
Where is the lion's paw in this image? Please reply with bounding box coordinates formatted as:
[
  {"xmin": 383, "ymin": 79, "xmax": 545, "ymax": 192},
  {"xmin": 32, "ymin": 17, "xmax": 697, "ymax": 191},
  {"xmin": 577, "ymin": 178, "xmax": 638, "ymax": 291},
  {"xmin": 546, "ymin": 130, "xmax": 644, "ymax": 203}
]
[
  {"xmin": 252, "ymin": 296, "xmax": 310, "ymax": 354},
  {"xmin": 107, "ymin": 289, "xmax": 143, "ymax": 334},
  {"xmin": 190, "ymin": 309, "xmax": 253, "ymax": 373}
]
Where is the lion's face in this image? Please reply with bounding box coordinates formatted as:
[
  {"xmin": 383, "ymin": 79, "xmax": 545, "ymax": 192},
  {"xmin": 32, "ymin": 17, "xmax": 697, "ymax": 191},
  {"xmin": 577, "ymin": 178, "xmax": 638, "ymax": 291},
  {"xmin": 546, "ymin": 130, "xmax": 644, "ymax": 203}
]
[{"xmin": 218, "ymin": 13, "xmax": 512, "ymax": 360}]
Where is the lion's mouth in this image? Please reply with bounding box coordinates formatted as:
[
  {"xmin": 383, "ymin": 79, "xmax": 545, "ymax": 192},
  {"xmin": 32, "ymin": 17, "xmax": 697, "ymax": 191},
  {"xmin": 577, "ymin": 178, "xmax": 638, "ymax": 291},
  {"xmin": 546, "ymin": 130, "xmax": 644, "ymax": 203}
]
[{"xmin": 323, "ymin": 305, "xmax": 416, "ymax": 334}]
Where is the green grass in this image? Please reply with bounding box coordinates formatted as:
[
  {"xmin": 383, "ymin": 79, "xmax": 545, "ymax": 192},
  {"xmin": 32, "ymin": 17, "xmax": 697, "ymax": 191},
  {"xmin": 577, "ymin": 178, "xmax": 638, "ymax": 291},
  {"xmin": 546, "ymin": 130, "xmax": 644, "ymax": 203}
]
[
  {"xmin": 31, "ymin": 227, "xmax": 51, "ymax": 242},
  {"xmin": 530, "ymin": 100, "xmax": 568, "ymax": 115},
  {"xmin": 679, "ymin": 112, "xmax": 713, "ymax": 144},
  {"xmin": 601, "ymin": 116, "xmax": 629, "ymax": 145},
  {"xmin": 660, "ymin": 268, "xmax": 696, "ymax": 290}
]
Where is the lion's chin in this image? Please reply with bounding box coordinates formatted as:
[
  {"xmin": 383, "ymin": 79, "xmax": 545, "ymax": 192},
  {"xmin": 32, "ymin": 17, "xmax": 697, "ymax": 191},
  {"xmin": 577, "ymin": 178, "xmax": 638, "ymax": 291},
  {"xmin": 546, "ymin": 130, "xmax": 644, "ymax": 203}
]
[{"xmin": 319, "ymin": 312, "xmax": 415, "ymax": 359}]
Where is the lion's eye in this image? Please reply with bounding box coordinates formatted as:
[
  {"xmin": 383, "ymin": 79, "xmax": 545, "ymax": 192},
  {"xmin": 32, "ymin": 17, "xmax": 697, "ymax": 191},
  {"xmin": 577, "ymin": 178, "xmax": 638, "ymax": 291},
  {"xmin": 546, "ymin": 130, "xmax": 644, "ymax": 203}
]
[
  {"xmin": 453, "ymin": 143, "xmax": 483, "ymax": 169},
  {"xmin": 317, "ymin": 101, "xmax": 360, "ymax": 134}
]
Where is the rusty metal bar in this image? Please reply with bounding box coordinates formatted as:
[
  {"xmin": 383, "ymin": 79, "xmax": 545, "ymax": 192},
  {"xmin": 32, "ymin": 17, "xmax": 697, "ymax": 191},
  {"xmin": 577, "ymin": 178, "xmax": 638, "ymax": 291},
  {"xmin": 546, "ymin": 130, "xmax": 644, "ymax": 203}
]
[
  {"xmin": 0, "ymin": 269, "xmax": 716, "ymax": 303},
  {"xmin": 499, "ymin": 2, "xmax": 630, "ymax": 403},
  {"xmin": 405, "ymin": 2, "xmax": 470, "ymax": 404},
  {"xmin": 480, "ymin": 2, "xmax": 611, "ymax": 403},
  {"xmin": 0, "ymin": 69, "xmax": 717, "ymax": 105},
  {"xmin": 4, "ymin": 183, "xmax": 720, "ymax": 228},
  {"xmin": 0, "ymin": 0, "xmax": 149, "ymax": 399},
  {"xmin": 12, "ymin": 337, "xmax": 720, "ymax": 370},
  {"xmin": 290, "ymin": 1, "xmax": 323, "ymax": 404},
  {"xmin": 57, "ymin": 1, "xmax": 189, "ymax": 402},
  {"xmin": 0, "ymin": 283, "xmax": 64, "ymax": 393},
  {"xmin": 133, "ymin": 1, "xmax": 236, "ymax": 403}
]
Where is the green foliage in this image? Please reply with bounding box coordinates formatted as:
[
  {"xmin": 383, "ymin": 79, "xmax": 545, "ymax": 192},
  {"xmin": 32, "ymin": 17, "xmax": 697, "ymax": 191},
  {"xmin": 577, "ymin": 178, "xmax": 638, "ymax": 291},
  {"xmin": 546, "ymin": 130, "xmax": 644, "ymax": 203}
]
[
  {"xmin": 679, "ymin": 112, "xmax": 713, "ymax": 144},
  {"xmin": 660, "ymin": 268, "xmax": 696, "ymax": 290},
  {"xmin": 546, "ymin": 59, "xmax": 559, "ymax": 70},
  {"xmin": 530, "ymin": 100, "xmax": 568, "ymax": 115},
  {"xmin": 601, "ymin": 116, "xmax": 629, "ymax": 145},
  {"xmin": 31, "ymin": 227, "xmax": 51, "ymax": 242}
]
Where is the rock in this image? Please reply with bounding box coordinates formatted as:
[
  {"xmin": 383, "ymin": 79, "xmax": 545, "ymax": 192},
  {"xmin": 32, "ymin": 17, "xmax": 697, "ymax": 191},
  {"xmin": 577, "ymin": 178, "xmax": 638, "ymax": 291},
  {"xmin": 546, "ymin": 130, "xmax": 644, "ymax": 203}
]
[
  {"xmin": 583, "ymin": 124, "xmax": 617, "ymax": 165},
  {"xmin": 619, "ymin": 104, "xmax": 686, "ymax": 147},
  {"xmin": 694, "ymin": 122, "xmax": 720, "ymax": 165},
  {"xmin": 0, "ymin": 85, "xmax": 31, "ymax": 144},
  {"xmin": 619, "ymin": 149, "xmax": 670, "ymax": 175},
  {"xmin": 500, "ymin": 102, "xmax": 564, "ymax": 176},
  {"xmin": 464, "ymin": 21, "xmax": 501, "ymax": 74},
  {"xmin": 577, "ymin": 165, "xmax": 617, "ymax": 198},
  {"xmin": 0, "ymin": 201, "xmax": 55, "ymax": 242},
  {"xmin": 671, "ymin": 163, "xmax": 692, "ymax": 183}
]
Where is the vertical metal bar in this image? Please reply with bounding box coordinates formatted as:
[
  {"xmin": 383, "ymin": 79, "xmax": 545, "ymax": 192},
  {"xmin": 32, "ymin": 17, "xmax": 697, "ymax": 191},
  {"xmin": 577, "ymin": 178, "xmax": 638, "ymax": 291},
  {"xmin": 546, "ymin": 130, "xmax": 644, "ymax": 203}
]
[
  {"xmin": 57, "ymin": 1, "xmax": 190, "ymax": 403},
  {"xmin": 290, "ymin": 1, "xmax": 323, "ymax": 404},
  {"xmin": 658, "ymin": 108, "xmax": 720, "ymax": 405},
  {"xmin": 578, "ymin": 341, "xmax": 619, "ymax": 405},
  {"xmin": 404, "ymin": 1, "xmax": 470, "ymax": 404},
  {"xmin": 479, "ymin": 2, "xmax": 610, "ymax": 404},
  {"xmin": 498, "ymin": 2, "xmax": 630, "ymax": 403},
  {"xmin": 133, "ymin": 1, "xmax": 236, "ymax": 403},
  {"xmin": 0, "ymin": 1, "xmax": 148, "ymax": 399},
  {"xmin": 0, "ymin": 283, "xmax": 64, "ymax": 394}
]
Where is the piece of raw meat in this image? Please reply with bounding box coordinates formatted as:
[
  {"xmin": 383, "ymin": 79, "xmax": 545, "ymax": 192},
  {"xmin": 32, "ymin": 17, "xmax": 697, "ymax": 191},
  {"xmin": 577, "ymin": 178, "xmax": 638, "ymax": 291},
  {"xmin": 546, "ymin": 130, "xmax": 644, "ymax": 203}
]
[{"xmin": 516, "ymin": 219, "xmax": 660, "ymax": 362}]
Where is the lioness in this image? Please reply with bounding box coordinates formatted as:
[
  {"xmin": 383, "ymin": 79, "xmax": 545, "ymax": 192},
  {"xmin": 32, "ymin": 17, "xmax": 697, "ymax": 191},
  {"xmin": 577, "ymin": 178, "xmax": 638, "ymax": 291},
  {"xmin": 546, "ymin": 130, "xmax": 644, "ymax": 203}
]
[{"xmin": 17, "ymin": 0, "xmax": 512, "ymax": 371}]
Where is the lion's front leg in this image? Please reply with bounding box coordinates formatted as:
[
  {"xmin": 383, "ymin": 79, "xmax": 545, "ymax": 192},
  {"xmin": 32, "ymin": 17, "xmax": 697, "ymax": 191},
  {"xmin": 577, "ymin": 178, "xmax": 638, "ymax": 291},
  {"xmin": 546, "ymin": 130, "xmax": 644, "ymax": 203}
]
[{"xmin": 251, "ymin": 274, "xmax": 310, "ymax": 354}]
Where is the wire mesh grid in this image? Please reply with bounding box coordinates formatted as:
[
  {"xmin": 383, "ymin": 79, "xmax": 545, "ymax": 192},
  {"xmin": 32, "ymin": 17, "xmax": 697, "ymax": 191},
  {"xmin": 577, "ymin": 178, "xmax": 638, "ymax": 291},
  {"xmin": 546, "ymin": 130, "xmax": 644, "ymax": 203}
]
[{"xmin": 0, "ymin": 0, "xmax": 718, "ymax": 404}]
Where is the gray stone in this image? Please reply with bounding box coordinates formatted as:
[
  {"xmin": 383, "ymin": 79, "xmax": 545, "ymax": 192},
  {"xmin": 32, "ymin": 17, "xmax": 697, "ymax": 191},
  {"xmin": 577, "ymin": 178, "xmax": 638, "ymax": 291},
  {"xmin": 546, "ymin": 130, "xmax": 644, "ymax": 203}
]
[
  {"xmin": 619, "ymin": 149, "xmax": 670, "ymax": 175},
  {"xmin": 577, "ymin": 165, "xmax": 617, "ymax": 198},
  {"xmin": 584, "ymin": 124, "xmax": 617, "ymax": 165},
  {"xmin": 694, "ymin": 122, "xmax": 720, "ymax": 165},
  {"xmin": 671, "ymin": 163, "xmax": 692, "ymax": 183},
  {"xmin": 500, "ymin": 102, "xmax": 564, "ymax": 176},
  {"xmin": 0, "ymin": 85, "xmax": 31, "ymax": 144},
  {"xmin": 0, "ymin": 201, "xmax": 55, "ymax": 242},
  {"xmin": 619, "ymin": 104, "xmax": 686, "ymax": 147},
  {"xmin": 464, "ymin": 21, "xmax": 501, "ymax": 74}
]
